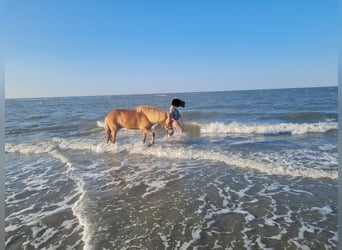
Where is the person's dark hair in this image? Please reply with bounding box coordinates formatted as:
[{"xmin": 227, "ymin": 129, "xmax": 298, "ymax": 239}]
[{"xmin": 172, "ymin": 98, "xmax": 185, "ymax": 107}]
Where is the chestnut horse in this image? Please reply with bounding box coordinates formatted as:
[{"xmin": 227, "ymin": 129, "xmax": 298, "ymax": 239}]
[{"xmin": 104, "ymin": 106, "xmax": 173, "ymax": 146}]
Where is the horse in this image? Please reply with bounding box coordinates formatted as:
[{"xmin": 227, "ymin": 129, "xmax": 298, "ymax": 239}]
[{"xmin": 104, "ymin": 106, "xmax": 174, "ymax": 146}]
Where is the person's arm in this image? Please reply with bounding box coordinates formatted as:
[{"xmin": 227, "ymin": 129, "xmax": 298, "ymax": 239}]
[{"xmin": 169, "ymin": 105, "xmax": 175, "ymax": 114}]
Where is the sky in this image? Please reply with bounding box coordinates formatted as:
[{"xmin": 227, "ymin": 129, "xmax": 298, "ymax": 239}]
[{"xmin": 5, "ymin": 0, "xmax": 338, "ymax": 98}]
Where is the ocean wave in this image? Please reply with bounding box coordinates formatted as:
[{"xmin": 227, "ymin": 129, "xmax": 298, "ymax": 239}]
[
  {"xmin": 277, "ymin": 111, "xmax": 337, "ymax": 122},
  {"xmin": 97, "ymin": 119, "xmax": 337, "ymax": 136},
  {"xmin": 97, "ymin": 121, "xmax": 105, "ymax": 128},
  {"xmin": 27, "ymin": 114, "xmax": 47, "ymax": 120},
  {"xmin": 192, "ymin": 121, "xmax": 337, "ymax": 135},
  {"xmin": 5, "ymin": 137, "xmax": 337, "ymax": 180},
  {"xmin": 128, "ymin": 144, "xmax": 337, "ymax": 180}
]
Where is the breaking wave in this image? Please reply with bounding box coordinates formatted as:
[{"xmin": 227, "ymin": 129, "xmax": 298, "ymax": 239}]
[
  {"xmin": 191, "ymin": 121, "xmax": 337, "ymax": 135},
  {"xmin": 5, "ymin": 137, "xmax": 337, "ymax": 180}
]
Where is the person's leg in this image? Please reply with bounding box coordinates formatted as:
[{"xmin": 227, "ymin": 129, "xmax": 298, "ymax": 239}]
[{"xmin": 173, "ymin": 120, "xmax": 183, "ymax": 134}]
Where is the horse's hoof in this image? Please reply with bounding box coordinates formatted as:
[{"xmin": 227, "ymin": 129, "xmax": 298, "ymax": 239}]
[{"xmin": 147, "ymin": 143, "xmax": 153, "ymax": 147}]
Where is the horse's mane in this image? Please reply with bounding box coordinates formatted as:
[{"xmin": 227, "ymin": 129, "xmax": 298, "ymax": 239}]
[{"xmin": 136, "ymin": 106, "xmax": 167, "ymax": 123}]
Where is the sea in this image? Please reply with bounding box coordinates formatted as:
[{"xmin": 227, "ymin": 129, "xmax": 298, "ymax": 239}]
[{"xmin": 5, "ymin": 87, "xmax": 338, "ymax": 249}]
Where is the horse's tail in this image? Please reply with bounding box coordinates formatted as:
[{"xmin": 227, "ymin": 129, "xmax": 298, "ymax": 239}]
[{"xmin": 104, "ymin": 117, "xmax": 111, "ymax": 144}]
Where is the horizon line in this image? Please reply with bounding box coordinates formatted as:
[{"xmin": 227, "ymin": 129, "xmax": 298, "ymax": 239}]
[{"xmin": 5, "ymin": 85, "xmax": 337, "ymax": 100}]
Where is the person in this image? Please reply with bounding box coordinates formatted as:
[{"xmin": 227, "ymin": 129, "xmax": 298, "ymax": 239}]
[{"xmin": 169, "ymin": 98, "xmax": 185, "ymax": 134}]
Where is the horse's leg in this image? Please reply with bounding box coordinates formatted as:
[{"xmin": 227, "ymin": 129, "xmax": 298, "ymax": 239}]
[
  {"xmin": 147, "ymin": 131, "xmax": 155, "ymax": 146},
  {"xmin": 105, "ymin": 122, "xmax": 111, "ymax": 144},
  {"xmin": 142, "ymin": 133, "xmax": 147, "ymax": 144},
  {"xmin": 141, "ymin": 128, "xmax": 155, "ymax": 146},
  {"xmin": 110, "ymin": 126, "xmax": 120, "ymax": 143},
  {"xmin": 111, "ymin": 130, "xmax": 116, "ymax": 143},
  {"xmin": 150, "ymin": 132, "xmax": 155, "ymax": 145},
  {"xmin": 107, "ymin": 123, "xmax": 118, "ymax": 144}
]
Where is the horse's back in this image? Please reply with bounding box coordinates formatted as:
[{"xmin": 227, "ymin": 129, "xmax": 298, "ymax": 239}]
[
  {"xmin": 136, "ymin": 106, "xmax": 166, "ymax": 123},
  {"xmin": 106, "ymin": 109, "xmax": 136, "ymax": 119},
  {"xmin": 106, "ymin": 109, "xmax": 151, "ymax": 129}
]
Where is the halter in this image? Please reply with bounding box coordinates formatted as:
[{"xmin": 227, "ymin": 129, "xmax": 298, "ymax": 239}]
[
  {"xmin": 163, "ymin": 120, "xmax": 173, "ymax": 130},
  {"xmin": 163, "ymin": 114, "xmax": 174, "ymax": 136}
]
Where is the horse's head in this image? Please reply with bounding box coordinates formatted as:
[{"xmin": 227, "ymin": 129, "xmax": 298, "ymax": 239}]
[{"xmin": 163, "ymin": 112, "xmax": 174, "ymax": 136}]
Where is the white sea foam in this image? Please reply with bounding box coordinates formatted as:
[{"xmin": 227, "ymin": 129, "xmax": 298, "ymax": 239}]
[
  {"xmin": 98, "ymin": 119, "xmax": 337, "ymax": 135},
  {"xmin": 128, "ymin": 144, "xmax": 337, "ymax": 180},
  {"xmin": 97, "ymin": 120, "xmax": 105, "ymax": 128},
  {"xmin": 5, "ymin": 136, "xmax": 337, "ymax": 180},
  {"xmin": 311, "ymin": 205, "xmax": 333, "ymax": 217},
  {"xmin": 72, "ymin": 183, "xmax": 95, "ymax": 250},
  {"xmin": 30, "ymin": 227, "xmax": 58, "ymax": 249},
  {"xmin": 5, "ymin": 140, "xmax": 95, "ymax": 249},
  {"xmin": 142, "ymin": 180, "xmax": 167, "ymax": 198},
  {"xmin": 191, "ymin": 227, "xmax": 202, "ymax": 240},
  {"xmin": 194, "ymin": 121, "xmax": 337, "ymax": 135}
]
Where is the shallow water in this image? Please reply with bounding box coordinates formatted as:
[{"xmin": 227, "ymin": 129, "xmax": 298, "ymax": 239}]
[{"xmin": 5, "ymin": 87, "xmax": 338, "ymax": 249}]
